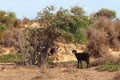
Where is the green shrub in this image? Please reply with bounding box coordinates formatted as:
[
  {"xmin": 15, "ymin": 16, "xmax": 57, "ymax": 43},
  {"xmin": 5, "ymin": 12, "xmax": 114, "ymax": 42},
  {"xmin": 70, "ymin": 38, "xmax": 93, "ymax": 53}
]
[
  {"xmin": 0, "ymin": 25, "xmax": 6, "ymax": 31},
  {"xmin": 0, "ymin": 53, "xmax": 24, "ymax": 64},
  {"xmin": 37, "ymin": 6, "xmax": 90, "ymax": 44},
  {"xmin": 96, "ymin": 62, "xmax": 120, "ymax": 72}
]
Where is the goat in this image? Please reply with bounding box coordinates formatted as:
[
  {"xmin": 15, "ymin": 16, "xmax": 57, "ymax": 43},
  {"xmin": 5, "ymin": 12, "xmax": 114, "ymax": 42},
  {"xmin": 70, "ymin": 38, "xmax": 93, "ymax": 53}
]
[
  {"xmin": 72, "ymin": 50, "xmax": 90, "ymax": 68},
  {"xmin": 49, "ymin": 47, "xmax": 58, "ymax": 56}
]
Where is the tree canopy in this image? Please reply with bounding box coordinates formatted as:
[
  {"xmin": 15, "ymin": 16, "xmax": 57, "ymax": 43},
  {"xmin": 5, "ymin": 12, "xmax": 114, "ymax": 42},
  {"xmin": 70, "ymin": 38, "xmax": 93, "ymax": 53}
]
[
  {"xmin": 37, "ymin": 6, "xmax": 90, "ymax": 43},
  {"xmin": 93, "ymin": 8, "xmax": 116, "ymax": 19}
]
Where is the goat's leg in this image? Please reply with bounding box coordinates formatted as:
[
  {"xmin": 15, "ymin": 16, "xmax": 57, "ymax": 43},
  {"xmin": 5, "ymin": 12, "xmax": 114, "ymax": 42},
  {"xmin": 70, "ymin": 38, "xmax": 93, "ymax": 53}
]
[
  {"xmin": 80, "ymin": 61, "xmax": 83, "ymax": 68},
  {"xmin": 86, "ymin": 59, "xmax": 90, "ymax": 68},
  {"xmin": 77, "ymin": 60, "xmax": 79, "ymax": 68}
]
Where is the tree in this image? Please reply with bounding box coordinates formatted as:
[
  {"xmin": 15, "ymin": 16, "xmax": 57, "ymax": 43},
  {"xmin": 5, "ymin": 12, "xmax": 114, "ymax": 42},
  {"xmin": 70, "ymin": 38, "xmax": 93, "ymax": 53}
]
[
  {"xmin": 71, "ymin": 6, "xmax": 85, "ymax": 16},
  {"xmin": 37, "ymin": 6, "xmax": 90, "ymax": 43},
  {"xmin": 22, "ymin": 17, "xmax": 30, "ymax": 25},
  {"xmin": 93, "ymin": 8, "xmax": 116, "ymax": 19},
  {"xmin": 0, "ymin": 11, "xmax": 19, "ymax": 44},
  {"xmin": 0, "ymin": 11, "xmax": 16, "ymax": 28}
]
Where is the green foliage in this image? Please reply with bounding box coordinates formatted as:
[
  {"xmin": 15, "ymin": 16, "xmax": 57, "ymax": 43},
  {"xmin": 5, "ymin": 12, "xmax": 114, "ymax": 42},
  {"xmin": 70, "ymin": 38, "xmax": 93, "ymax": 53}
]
[
  {"xmin": 37, "ymin": 6, "xmax": 90, "ymax": 43},
  {"xmin": 0, "ymin": 25, "xmax": 6, "ymax": 31},
  {"xmin": 0, "ymin": 11, "xmax": 16, "ymax": 29},
  {"xmin": 0, "ymin": 11, "xmax": 18, "ymax": 43},
  {"xmin": 96, "ymin": 62, "xmax": 120, "ymax": 72},
  {"xmin": 0, "ymin": 53, "xmax": 24, "ymax": 63},
  {"xmin": 0, "ymin": 25, "xmax": 6, "ymax": 42},
  {"xmin": 71, "ymin": 6, "xmax": 85, "ymax": 16},
  {"xmin": 47, "ymin": 57, "xmax": 54, "ymax": 64}
]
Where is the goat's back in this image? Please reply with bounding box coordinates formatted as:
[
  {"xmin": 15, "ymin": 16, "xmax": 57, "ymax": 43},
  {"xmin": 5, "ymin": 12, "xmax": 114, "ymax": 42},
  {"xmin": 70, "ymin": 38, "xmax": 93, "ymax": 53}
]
[{"xmin": 74, "ymin": 52, "xmax": 89, "ymax": 61}]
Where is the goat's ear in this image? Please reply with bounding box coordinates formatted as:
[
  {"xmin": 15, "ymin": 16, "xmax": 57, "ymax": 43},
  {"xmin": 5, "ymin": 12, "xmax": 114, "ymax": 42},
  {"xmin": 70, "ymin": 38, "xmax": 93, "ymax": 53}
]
[{"xmin": 72, "ymin": 50, "xmax": 75, "ymax": 53}]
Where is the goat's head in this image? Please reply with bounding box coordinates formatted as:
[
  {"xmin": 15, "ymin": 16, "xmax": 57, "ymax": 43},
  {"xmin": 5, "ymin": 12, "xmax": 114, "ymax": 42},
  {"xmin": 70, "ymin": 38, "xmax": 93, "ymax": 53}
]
[
  {"xmin": 48, "ymin": 47, "xmax": 58, "ymax": 56},
  {"xmin": 72, "ymin": 50, "xmax": 77, "ymax": 54}
]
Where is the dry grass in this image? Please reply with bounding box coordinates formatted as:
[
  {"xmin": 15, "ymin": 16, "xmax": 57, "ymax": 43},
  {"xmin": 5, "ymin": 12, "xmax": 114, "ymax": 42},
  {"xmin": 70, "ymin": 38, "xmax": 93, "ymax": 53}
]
[{"xmin": 0, "ymin": 64, "xmax": 119, "ymax": 80}]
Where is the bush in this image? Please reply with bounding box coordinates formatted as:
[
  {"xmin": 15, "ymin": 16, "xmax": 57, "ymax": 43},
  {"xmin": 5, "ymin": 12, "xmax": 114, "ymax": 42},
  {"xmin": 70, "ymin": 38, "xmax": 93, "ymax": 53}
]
[
  {"xmin": 96, "ymin": 62, "xmax": 120, "ymax": 72},
  {"xmin": 0, "ymin": 25, "xmax": 6, "ymax": 31},
  {"xmin": 2, "ymin": 28, "xmax": 20, "ymax": 47},
  {"xmin": 37, "ymin": 6, "xmax": 90, "ymax": 44},
  {"xmin": 0, "ymin": 53, "xmax": 24, "ymax": 64},
  {"xmin": 85, "ymin": 17, "xmax": 120, "ymax": 58},
  {"xmin": 2, "ymin": 26, "xmax": 62, "ymax": 66}
]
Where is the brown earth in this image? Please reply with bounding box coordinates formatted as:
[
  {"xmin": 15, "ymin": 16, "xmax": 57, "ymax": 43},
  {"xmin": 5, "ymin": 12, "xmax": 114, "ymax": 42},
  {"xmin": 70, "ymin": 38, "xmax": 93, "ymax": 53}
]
[
  {"xmin": 0, "ymin": 64, "xmax": 119, "ymax": 80},
  {"xmin": 0, "ymin": 43, "xmax": 120, "ymax": 80}
]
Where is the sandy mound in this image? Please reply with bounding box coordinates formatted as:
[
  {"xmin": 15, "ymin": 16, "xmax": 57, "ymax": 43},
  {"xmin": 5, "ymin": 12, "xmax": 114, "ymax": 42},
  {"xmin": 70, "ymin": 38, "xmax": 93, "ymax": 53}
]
[
  {"xmin": 51, "ymin": 42, "xmax": 85, "ymax": 62},
  {"xmin": 0, "ymin": 46, "xmax": 15, "ymax": 55},
  {"xmin": 51, "ymin": 43, "xmax": 120, "ymax": 63}
]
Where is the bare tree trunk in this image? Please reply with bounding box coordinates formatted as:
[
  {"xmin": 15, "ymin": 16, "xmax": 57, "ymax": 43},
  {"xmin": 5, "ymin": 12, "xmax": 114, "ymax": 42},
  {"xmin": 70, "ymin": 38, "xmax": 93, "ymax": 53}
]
[{"xmin": 38, "ymin": 44, "xmax": 49, "ymax": 66}]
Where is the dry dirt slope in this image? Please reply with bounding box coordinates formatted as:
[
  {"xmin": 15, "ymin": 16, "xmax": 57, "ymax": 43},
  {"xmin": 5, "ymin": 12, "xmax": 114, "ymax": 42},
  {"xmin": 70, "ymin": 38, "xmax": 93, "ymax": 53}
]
[
  {"xmin": 0, "ymin": 65, "xmax": 119, "ymax": 80},
  {"xmin": 50, "ymin": 42, "xmax": 120, "ymax": 63}
]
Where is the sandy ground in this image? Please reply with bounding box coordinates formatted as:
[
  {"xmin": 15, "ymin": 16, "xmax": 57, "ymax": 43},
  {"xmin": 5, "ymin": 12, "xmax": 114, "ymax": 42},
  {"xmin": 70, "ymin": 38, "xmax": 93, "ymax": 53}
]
[
  {"xmin": 0, "ymin": 45, "xmax": 120, "ymax": 80},
  {"xmin": 0, "ymin": 64, "xmax": 119, "ymax": 80}
]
